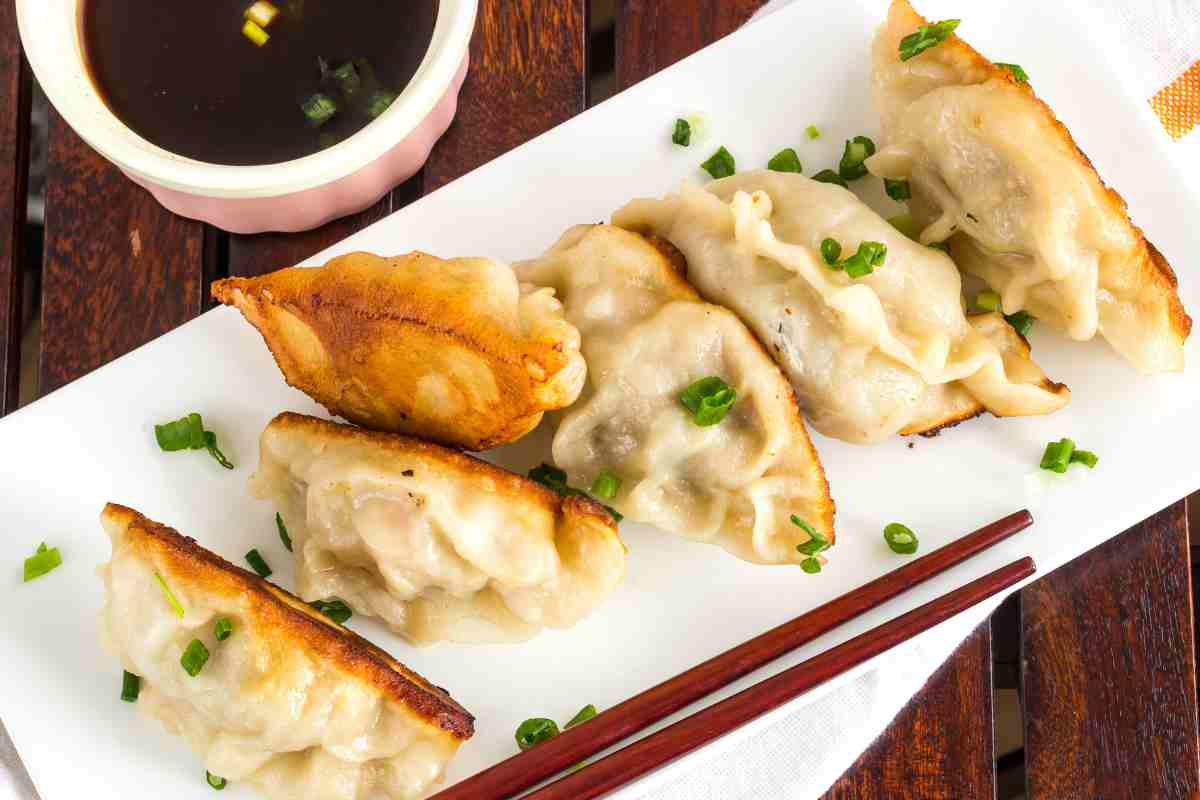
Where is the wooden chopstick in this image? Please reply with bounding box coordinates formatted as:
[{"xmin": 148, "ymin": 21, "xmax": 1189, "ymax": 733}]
[
  {"xmin": 429, "ymin": 509, "xmax": 1033, "ymax": 800},
  {"xmin": 524, "ymin": 556, "xmax": 1036, "ymax": 800}
]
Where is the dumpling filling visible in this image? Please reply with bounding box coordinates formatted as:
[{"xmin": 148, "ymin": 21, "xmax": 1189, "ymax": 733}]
[
  {"xmin": 516, "ymin": 224, "xmax": 835, "ymax": 565},
  {"xmin": 98, "ymin": 503, "xmax": 472, "ymax": 800},
  {"xmin": 251, "ymin": 413, "xmax": 626, "ymax": 645},
  {"xmin": 866, "ymin": 0, "xmax": 1190, "ymax": 373},
  {"xmin": 614, "ymin": 171, "xmax": 1070, "ymax": 444}
]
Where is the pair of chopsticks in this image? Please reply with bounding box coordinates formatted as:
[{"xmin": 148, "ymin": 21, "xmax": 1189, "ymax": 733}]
[{"xmin": 429, "ymin": 510, "xmax": 1036, "ymax": 800}]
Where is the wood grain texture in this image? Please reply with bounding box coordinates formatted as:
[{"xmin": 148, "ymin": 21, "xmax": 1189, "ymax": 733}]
[
  {"xmin": 615, "ymin": 0, "xmax": 763, "ymax": 88},
  {"xmin": 1022, "ymin": 501, "xmax": 1198, "ymax": 800},
  {"xmin": 0, "ymin": 4, "xmax": 30, "ymax": 416},
  {"xmin": 40, "ymin": 111, "xmax": 205, "ymax": 393},
  {"xmin": 421, "ymin": 0, "xmax": 587, "ymax": 192},
  {"xmin": 824, "ymin": 623, "xmax": 995, "ymax": 800}
]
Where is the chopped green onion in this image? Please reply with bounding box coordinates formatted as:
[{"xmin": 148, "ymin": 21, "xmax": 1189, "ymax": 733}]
[
  {"xmin": 1039, "ymin": 438, "xmax": 1076, "ymax": 473},
  {"xmin": 155, "ymin": 573, "xmax": 185, "ymax": 617},
  {"xmin": 1005, "ymin": 310, "xmax": 1035, "ymax": 337},
  {"xmin": 701, "ymin": 146, "xmax": 736, "ymax": 179},
  {"xmin": 1071, "ymin": 450, "xmax": 1099, "ymax": 469},
  {"xmin": 528, "ymin": 465, "xmax": 623, "ymax": 522},
  {"xmin": 811, "ymin": 169, "xmax": 848, "ymax": 188},
  {"xmin": 672, "ymin": 118, "xmax": 692, "ymax": 147},
  {"xmin": 310, "ymin": 597, "xmax": 353, "ymax": 624},
  {"xmin": 838, "ymin": 136, "xmax": 876, "ymax": 181},
  {"xmin": 793, "ymin": 516, "xmax": 830, "ymax": 556},
  {"xmin": 276, "ymin": 513, "xmax": 293, "ymax": 552},
  {"xmin": 155, "ymin": 413, "xmax": 233, "ymax": 469},
  {"xmin": 996, "ymin": 62, "xmax": 1030, "ymax": 83},
  {"xmin": 515, "ymin": 718, "xmax": 559, "ymax": 751},
  {"xmin": 301, "ymin": 93, "xmax": 339, "ymax": 127},
  {"xmin": 206, "ymin": 772, "xmax": 227, "ymax": 791},
  {"xmin": 181, "ymin": 639, "xmax": 210, "ymax": 677},
  {"xmin": 974, "ymin": 290, "xmax": 1002, "ymax": 312},
  {"xmin": 590, "ymin": 470, "xmax": 622, "ymax": 500},
  {"xmin": 245, "ymin": 549, "xmax": 272, "ymax": 578},
  {"xmin": 366, "ymin": 89, "xmax": 398, "ymax": 120},
  {"xmin": 767, "ymin": 148, "xmax": 802, "ymax": 174},
  {"xmin": 888, "ymin": 213, "xmax": 921, "ymax": 240},
  {"xmin": 241, "ymin": 19, "xmax": 270, "ymax": 46},
  {"xmin": 800, "ymin": 557, "xmax": 822, "ymax": 574},
  {"xmin": 899, "ymin": 19, "xmax": 960, "ymax": 61},
  {"xmin": 328, "ymin": 62, "xmax": 362, "ymax": 98},
  {"xmin": 884, "ymin": 178, "xmax": 911, "ymax": 201},
  {"xmin": 820, "ymin": 238, "xmax": 842, "ymax": 265},
  {"xmin": 884, "ymin": 523, "xmax": 919, "ymax": 555},
  {"xmin": 214, "ymin": 618, "xmax": 233, "ymax": 641},
  {"xmin": 22, "ymin": 542, "xmax": 62, "ymax": 583},
  {"xmin": 928, "ymin": 241, "xmax": 950, "ymax": 253},
  {"xmin": 805, "ymin": 125, "xmax": 821, "ymax": 140},
  {"xmin": 121, "ymin": 671, "xmax": 140, "ymax": 703},
  {"xmin": 679, "ymin": 376, "xmax": 737, "ymax": 427},
  {"xmin": 244, "ymin": 1, "xmax": 279, "ymax": 27},
  {"xmin": 565, "ymin": 704, "xmax": 597, "ymax": 729}
]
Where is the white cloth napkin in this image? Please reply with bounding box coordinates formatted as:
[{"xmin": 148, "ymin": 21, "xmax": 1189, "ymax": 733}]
[{"xmin": 2, "ymin": 3, "xmax": 1196, "ymax": 800}]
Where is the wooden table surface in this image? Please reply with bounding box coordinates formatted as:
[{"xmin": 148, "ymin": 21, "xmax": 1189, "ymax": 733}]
[{"xmin": 2, "ymin": 1, "xmax": 1197, "ymax": 797}]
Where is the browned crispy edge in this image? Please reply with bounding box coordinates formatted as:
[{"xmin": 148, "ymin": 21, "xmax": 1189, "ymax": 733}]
[
  {"xmin": 896, "ymin": 0, "xmax": 1191, "ymax": 345},
  {"xmin": 265, "ymin": 412, "xmax": 621, "ymax": 534},
  {"xmin": 102, "ymin": 502, "xmax": 475, "ymax": 740},
  {"xmin": 579, "ymin": 227, "xmax": 836, "ymax": 541}
]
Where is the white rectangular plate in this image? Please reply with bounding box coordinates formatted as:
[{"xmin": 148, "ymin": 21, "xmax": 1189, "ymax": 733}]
[{"xmin": 1, "ymin": 1, "xmax": 1197, "ymax": 797}]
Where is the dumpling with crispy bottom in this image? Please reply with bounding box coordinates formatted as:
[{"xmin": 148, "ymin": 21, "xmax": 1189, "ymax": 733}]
[
  {"xmin": 98, "ymin": 503, "xmax": 473, "ymax": 800},
  {"xmin": 250, "ymin": 412, "xmax": 627, "ymax": 645},
  {"xmin": 212, "ymin": 251, "xmax": 586, "ymax": 451}
]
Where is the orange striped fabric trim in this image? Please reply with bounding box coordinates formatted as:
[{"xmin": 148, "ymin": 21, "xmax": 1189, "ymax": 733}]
[{"xmin": 1150, "ymin": 59, "xmax": 1200, "ymax": 140}]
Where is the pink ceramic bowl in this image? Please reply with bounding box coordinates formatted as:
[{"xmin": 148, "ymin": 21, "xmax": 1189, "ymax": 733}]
[{"xmin": 17, "ymin": 0, "xmax": 477, "ymax": 234}]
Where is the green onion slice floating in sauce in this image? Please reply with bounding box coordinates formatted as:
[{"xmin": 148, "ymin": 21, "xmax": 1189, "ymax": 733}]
[
  {"xmin": 811, "ymin": 169, "xmax": 848, "ymax": 188},
  {"xmin": 680, "ymin": 376, "xmax": 737, "ymax": 427},
  {"xmin": 838, "ymin": 136, "xmax": 876, "ymax": 181},
  {"xmin": 767, "ymin": 148, "xmax": 803, "ymax": 174},
  {"xmin": 301, "ymin": 93, "xmax": 339, "ymax": 127},
  {"xmin": 515, "ymin": 718, "xmax": 560, "ymax": 751},
  {"xmin": 366, "ymin": 90, "xmax": 398, "ymax": 120},
  {"xmin": 181, "ymin": 639, "xmax": 210, "ymax": 677},
  {"xmin": 884, "ymin": 523, "xmax": 919, "ymax": 555},
  {"xmin": 245, "ymin": 549, "xmax": 272, "ymax": 578},
  {"xmin": 331, "ymin": 61, "xmax": 362, "ymax": 96},
  {"xmin": 672, "ymin": 118, "xmax": 692, "ymax": 147},
  {"xmin": 899, "ymin": 19, "xmax": 961, "ymax": 61},
  {"xmin": 590, "ymin": 470, "xmax": 622, "ymax": 500},
  {"xmin": 310, "ymin": 597, "xmax": 353, "ymax": 624},
  {"xmin": 22, "ymin": 542, "xmax": 62, "ymax": 583},
  {"xmin": 276, "ymin": 513, "xmax": 293, "ymax": 552},
  {"xmin": 701, "ymin": 146, "xmax": 736, "ymax": 179},
  {"xmin": 121, "ymin": 671, "xmax": 141, "ymax": 703}
]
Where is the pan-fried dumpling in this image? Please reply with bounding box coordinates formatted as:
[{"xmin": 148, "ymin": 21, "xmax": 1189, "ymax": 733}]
[
  {"xmin": 250, "ymin": 412, "xmax": 626, "ymax": 645},
  {"xmin": 866, "ymin": 0, "xmax": 1190, "ymax": 373},
  {"xmin": 98, "ymin": 503, "xmax": 472, "ymax": 800},
  {"xmin": 614, "ymin": 171, "xmax": 1070, "ymax": 444},
  {"xmin": 212, "ymin": 251, "xmax": 586, "ymax": 450},
  {"xmin": 515, "ymin": 225, "xmax": 835, "ymax": 565}
]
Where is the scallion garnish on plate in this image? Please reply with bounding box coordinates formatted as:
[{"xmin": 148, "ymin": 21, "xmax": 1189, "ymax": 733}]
[
  {"xmin": 701, "ymin": 146, "xmax": 736, "ymax": 179},
  {"xmin": 154, "ymin": 413, "xmax": 234, "ymax": 470},
  {"xmin": 121, "ymin": 671, "xmax": 140, "ymax": 703},
  {"xmin": 155, "ymin": 573, "xmax": 185, "ymax": 617},
  {"xmin": 792, "ymin": 515, "xmax": 830, "ymax": 574},
  {"xmin": 898, "ymin": 19, "xmax": 960, "ymax": 61},
  {"xmin": 1039, "ymin": 439, "xmax": 1098, "ymax": 473},
  {"xmin": 528, "ymin": 464, "xmax": 624, "ymax": 522},
  {"xmin": 206, "ymin": 772, "xmax": 227, "ymax": 791},
  {"xmin": 672, "ymin": 118, "xmax": 692, "ymax": 147},
  {"xmin": 680, "ymin": 376, "xmax": 737, "ymax": 427},
  {"xmin": 805, "ymin": 125, "xmax": 821, "ymax": 140},
  {"xmin": 22, "ymin": 542, "xmax": 62, "ymax": 583},
  {"xmin": 996, "ymin": 62, "xmax": 1030, "ymax": 83},
  {"xmin": 590, "ymin": 469, "xmax": 622, "ymax": 500},
  {"xmin": 276, "ymin": 512, "xmax": 293, "ymax": 552},
  {"xmin": 838, "ymin": 136, "xmax": 876, "ymax": 181},
  {"xmin": 310, "ymin": 597, "xmax": 353, "ymax": 624},
  {"xmin": 1005, "ymin": 310, "xmax": 1035, "ymax": 337},
  {"xmin": 884, "ymin": 177, "xmax": 911, "ymax": 201},
  {"xmin": 820, "ymin": 239, "xmax": 887, "ymax": 278},
  {"xmin": 214, "ymin": 618, "xmax": 234, "ymax": 641},
  {"xmin": 515, "ymin": 718, "xmax": 560, "ymax": 751},
  {"xmin": 181, "ymin": 639, "xmax": 210, "ymax": 677},
  {"xmin": 812, "ymin": 169, "xmax": 848, "ymax": 188},
  {"xmin": 565, "ymin": 704, "xmax": 598, "ymax": 729},
  {"xmin": 767, "ymin": 148, "xmax": 803, "ymax": 174},
  {"xmin": 245, "ymin": 549, "xmax": 272, "ymax": 578},
  {"xmin": 884, "ymin": 523, "xmax": 919, "ymax": 555},
  {"xmin": 974, "ymin": 290, "xmax": 1002, "ymax": 312}
]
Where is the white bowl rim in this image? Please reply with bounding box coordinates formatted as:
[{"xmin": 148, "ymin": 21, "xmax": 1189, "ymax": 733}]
[{"xmin": 16, "ymin": 0, "xmax": 477, "ymax": 198}]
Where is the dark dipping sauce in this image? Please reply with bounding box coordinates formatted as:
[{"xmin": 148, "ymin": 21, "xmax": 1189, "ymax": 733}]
[{"xmin": 82, "ymin": 1, "xmax": 439, "ymax": 165}]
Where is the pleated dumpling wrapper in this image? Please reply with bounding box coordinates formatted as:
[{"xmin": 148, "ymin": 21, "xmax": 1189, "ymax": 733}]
[
  {"xmin": 866, "ymin": 0, "xmax": 1190, "ymax": 373},
  {"xmin": 614, "ymin": 171, "xmax": 1070, "ymax": 444},
  {"xmin": 515, "ymin": 224, "xmax": 835, "ymax": 566},
  {"xmin": 98, "ymin": 503, "xmax": 472, "ymax": 800},
  {"xmin": 212, "ymin": 251, "xmax": 586, "ymax": 451},
  {"xmin": 251, "ymin": 413, "xmax": 626, "ymax": 645}
]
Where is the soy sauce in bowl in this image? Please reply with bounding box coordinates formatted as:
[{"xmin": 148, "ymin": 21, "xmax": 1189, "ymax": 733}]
[{"xmin": 82, "ymin": 0, "xmax": 439, "ymax": 166}]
